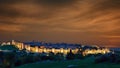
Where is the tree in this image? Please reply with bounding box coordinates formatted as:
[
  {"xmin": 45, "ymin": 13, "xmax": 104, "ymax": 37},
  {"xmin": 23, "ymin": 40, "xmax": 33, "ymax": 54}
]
[
  {"xmin": 48, "ymin": 52, "xmax": 55, "ymax": 60},
  {"xmin": 0, "ymin": 45, "xmax": 19, "ymax": 51},
  {"xmin": 66, "ymin": 49, "xmax": 75, "ymax": 60},
  {"xmin": 55, "ymin": 53, "xmax": 64, "ymax": 61}
]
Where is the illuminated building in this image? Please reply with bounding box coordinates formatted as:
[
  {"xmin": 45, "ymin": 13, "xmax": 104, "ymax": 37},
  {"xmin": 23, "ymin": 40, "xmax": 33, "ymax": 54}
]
[{"xmin": 1, "ymin": 40, "xmax": 110, "ymax": 55}]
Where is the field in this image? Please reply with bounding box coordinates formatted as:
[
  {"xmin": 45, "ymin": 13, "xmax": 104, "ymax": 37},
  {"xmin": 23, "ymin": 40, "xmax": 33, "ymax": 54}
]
[{"xmin": 16, "ymin": 57, "xmax": 120, "ymax": 68}]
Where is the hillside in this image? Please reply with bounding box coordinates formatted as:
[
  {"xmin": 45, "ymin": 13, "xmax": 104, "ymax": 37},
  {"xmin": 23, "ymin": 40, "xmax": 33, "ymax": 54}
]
[{"xmin": 0, "ymin": 45, "xmax": 19, "ymax": 50}]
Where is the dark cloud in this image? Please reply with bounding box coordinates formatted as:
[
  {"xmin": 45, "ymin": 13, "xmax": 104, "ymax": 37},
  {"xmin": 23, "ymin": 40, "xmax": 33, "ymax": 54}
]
[
  {"xmin": 0, "ymin": 0, "xmax": 16, "ymax": 4},
  {"xmin": 0, "ymin": 7, "xmax": 21, "ymax": 17},
  {"xmin": 37, "ymin": 0, "xmax": 77, "ymax": 6},
  {"xmin": 94, "ymin": 0, "xmax": 120, "ymax": 10},
  {"xmin": 0, "ymin": 0, "xmax": 77, "ymax": 18},
  {"xmin": 0, "ymin": 0, "xmax": 29, "ymax": 4},
  {"xmin": 0, "ymin": 0, "xmax": 77, "ymax": 6}
]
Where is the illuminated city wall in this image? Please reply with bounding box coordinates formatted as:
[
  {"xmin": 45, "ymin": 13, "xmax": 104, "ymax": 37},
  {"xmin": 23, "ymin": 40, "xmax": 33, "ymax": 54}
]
[{"xmin": 2, "ymin": 40, "xmax": 110, "ymax": 55}]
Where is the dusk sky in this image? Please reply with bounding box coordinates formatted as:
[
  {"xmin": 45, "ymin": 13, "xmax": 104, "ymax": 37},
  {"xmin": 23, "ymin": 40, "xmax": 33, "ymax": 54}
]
[{"xmin": 0, "ymin": 0, "xmax": 120, "ymax": 47}]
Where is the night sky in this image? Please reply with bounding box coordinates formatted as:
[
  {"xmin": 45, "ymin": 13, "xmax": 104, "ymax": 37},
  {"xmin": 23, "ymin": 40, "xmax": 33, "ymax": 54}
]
[{"xmin": 0, "ymin": 0, "xmax": 120, "ymax": 47}]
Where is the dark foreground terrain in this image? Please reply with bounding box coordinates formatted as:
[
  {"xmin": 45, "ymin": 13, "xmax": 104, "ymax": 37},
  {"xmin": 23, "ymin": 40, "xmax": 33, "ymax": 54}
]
[{"xmin": 16, "ymin": 57, "xmax": 120, "ymax": 68}]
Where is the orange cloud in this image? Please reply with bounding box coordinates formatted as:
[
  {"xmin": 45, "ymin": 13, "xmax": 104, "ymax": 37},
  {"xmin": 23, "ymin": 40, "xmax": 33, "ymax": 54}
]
[{"xmin": 0, "ymin": 0, "xmax": 120, "ymax": 47}]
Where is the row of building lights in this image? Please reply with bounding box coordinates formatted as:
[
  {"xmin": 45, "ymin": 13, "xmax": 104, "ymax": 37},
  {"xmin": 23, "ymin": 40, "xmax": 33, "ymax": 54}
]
[{"xmin": 1, "ymin": 40, "xmax": 110, "ymax": 56}]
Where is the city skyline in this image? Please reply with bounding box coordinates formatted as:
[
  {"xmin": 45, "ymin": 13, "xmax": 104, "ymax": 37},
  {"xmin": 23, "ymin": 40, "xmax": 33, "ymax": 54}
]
[{"xmin": 0, "ymin": 0, "xmax": 120, "ymax": 47}]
